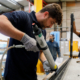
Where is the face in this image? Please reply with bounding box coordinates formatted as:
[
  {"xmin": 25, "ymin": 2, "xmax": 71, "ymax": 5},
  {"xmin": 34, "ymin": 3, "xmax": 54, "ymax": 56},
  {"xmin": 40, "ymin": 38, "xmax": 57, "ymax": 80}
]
[
  {"xmin": 49, "ymin": 35, "xmax": 54, "ymax": 40},
  {"xmin": 39, "ymin": 11, "xmax": 56, "ymax": 29}
]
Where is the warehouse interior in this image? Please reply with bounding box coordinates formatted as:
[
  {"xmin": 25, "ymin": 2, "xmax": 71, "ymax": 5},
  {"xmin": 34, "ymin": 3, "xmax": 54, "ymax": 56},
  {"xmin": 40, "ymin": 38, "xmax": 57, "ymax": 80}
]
[{"xmin": 0, "ymin": 0, "xmax": 80, "ymax": 80}]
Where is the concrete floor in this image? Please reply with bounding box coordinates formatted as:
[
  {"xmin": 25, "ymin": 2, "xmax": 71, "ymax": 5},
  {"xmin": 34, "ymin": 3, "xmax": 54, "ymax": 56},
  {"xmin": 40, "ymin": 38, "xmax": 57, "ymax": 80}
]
[
  {"xmin": 61, "ymin": 59, "xmax": 80, "ymax": 80},
  {"xmin": 37, "ymin": 74, "xmax": 46, "ymax": 80}
]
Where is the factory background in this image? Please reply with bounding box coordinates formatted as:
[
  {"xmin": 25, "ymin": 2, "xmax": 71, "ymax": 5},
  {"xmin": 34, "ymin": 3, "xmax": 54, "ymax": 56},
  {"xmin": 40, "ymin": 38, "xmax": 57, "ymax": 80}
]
[{"xmin": 0, "ymin": 0, "xmax": 80, "ymax": 80}]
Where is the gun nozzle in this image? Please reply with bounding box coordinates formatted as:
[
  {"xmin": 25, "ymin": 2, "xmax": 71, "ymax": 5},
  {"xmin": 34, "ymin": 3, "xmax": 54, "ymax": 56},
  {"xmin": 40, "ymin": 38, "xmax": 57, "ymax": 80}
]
[{"xmin": 54, "ymin": 65, "xmax": 57, "ymax": 69}]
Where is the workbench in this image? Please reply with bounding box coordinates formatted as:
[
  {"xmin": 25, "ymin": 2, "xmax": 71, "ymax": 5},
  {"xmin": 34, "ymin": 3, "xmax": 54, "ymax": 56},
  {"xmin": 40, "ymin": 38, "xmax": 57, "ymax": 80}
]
[
  {"xmin": 61, "ymin": 59, "xmax": 80, "ymax": 80},
  {"xmin": 63, "ymin": 52, "xmax": 79, "ymax": 57},
  {"xmin": 43, "ymin": 58, "xmax": 80, "ymax": 80}
]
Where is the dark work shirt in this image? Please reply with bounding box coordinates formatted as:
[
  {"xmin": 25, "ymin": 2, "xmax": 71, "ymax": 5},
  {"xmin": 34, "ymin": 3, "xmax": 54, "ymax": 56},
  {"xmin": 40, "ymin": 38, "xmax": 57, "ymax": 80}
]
[
  {"xmin": 3, "ymin": 11, "xmax": 46, "ymax": 80},
  {"xmin": 47, "ymin": 41, "xmax": 61, "ymax": 61}
]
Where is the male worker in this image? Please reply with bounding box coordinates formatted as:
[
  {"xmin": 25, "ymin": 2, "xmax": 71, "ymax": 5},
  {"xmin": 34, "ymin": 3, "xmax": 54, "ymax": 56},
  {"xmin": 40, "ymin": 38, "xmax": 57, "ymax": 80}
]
[
  {"xmin": 47, "ymin": 34, "xmax": 61, "ymax": 61},
  {"xmin": 0, "ymin": 3, "xmax": 62, "ymax": 80}
]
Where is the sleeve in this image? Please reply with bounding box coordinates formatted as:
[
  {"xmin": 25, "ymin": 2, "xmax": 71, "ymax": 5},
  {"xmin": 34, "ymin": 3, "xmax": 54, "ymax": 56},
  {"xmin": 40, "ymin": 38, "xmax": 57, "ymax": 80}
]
[
  {"xmin": 2, "ymin": 11, "xmax": 29, "ymax": 28},
  {"xmin": 57, "ymin": 43, "xmax": 61, "ymax": 57}
]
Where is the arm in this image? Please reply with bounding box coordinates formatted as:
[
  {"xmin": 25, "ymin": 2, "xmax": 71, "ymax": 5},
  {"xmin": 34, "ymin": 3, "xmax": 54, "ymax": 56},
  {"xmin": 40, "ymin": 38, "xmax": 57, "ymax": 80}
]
[
  {"xmin": 39, "ymin": 50, "xmax": 47, "ymax": 62},
  {"xmin": 73, "ymin": 21, "xmax": 80, "ymax": 36},
  {"xmin": 0, "ymin": 15, "xmax": 24, "ymax": 41},
  {"xmin": 0, "ymin": 11, "xmax": 40, "ymax": 52},
  {"xmin": 57, "ymin": 43, "xmax": 61, "ymax": 57},
  {"xmin": 39, "ymin": 51, "xmax": 52, "ymax": 72}
]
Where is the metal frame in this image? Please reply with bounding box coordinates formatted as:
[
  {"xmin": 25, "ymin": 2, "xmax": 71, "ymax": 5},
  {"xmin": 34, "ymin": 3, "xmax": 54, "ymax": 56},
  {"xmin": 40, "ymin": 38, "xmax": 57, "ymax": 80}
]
[
  {"xmin": 49, "ymin": 58, "xmax": 71, "ymax": 80},
  {"xmin": 0, "ymin": 0, "xmax": 26, "ymax": 13},
  {"xmin": 27, "ymin": 0, "xmax": 34, "ymax": 5},
  {"xmin": 0, "ymin": 2, "xmax": 15, "ymax": 11},
  {"xmin": 70, "ymin": 14, "xmax": 74, "ymax": 58},
  {"xmin": 13, "ymin": 0, "xmax": 24, "ymax": 8}
]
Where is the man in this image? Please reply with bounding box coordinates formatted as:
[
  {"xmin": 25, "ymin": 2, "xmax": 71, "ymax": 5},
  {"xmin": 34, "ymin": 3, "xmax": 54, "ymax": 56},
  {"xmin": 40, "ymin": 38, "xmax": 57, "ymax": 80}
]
[
  {"xmin": 0, "ymin": 3, "xmax": 62, "ymax": 80},
  {"xmin": 47, "ymin": 34, "xmax": 61, "ymax": 61}
]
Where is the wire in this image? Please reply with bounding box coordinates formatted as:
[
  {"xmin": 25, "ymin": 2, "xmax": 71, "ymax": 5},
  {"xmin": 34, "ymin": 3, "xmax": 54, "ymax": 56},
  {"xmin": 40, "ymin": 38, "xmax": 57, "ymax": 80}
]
[{"xmin": 0, "ymin": 45, "xmax": 24, "ymax": 80}]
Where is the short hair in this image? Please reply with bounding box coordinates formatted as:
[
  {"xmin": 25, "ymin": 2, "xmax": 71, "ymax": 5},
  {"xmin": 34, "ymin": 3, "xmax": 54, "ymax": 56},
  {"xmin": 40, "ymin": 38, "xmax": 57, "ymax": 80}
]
[
  {"xmin": 40, "ymin": 3, "xmax": 62, "ymax": 25},
  {"xmin": 50, "ymin": 34, "xmax": 54, "ymax": 37}
]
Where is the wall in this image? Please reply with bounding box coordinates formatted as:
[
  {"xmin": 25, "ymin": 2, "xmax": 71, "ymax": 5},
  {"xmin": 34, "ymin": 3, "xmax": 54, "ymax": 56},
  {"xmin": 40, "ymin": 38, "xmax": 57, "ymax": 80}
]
[{"xmin": 62, "ymin": 1, "xmax": 80, "ymax": 38}]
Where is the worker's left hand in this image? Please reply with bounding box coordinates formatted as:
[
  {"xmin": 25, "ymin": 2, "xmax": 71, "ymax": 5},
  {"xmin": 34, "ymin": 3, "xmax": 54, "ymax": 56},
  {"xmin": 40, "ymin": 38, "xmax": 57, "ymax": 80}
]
[
  {"xmin": 43, "ymin": 60, "xmax": 58, "ymax": 73},
  {"xmin": 43, "ymin": 60, "xmax": 51, "ymax": 72}
]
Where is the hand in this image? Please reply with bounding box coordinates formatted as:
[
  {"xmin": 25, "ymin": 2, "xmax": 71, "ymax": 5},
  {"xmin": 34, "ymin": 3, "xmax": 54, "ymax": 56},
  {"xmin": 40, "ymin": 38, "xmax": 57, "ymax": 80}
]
[
  {"xmin": 43, "ymin": 61, "xmax": 58, "ymax": 73},
  {"xmin": 43, "ymin": 61, "xmax": 51, "ymax": 72},
  {"xmin": 21, "ymin": 34, "xmax": 39, "ymax": 52}
]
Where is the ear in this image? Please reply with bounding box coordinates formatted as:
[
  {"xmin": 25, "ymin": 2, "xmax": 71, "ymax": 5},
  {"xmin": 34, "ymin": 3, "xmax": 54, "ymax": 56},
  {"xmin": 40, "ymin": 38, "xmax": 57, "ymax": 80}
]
[{"xmin": 44, "ymin": 11, "xmax": 49, "ymax": 18}]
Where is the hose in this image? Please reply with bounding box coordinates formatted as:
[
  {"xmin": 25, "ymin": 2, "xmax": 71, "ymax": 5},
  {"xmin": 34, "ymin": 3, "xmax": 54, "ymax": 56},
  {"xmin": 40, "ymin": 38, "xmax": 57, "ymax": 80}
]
[{"xmin": 0, "ymin": 45, "xmax": 24, "ymax": 80}]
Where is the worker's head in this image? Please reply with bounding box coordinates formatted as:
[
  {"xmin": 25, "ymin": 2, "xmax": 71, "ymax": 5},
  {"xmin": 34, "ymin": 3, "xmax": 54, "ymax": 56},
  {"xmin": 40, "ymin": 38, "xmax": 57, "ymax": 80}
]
[
  {"xmin": 36, "ymin": 3, "xmax": 62, "ymax": 29},
  {"xmin": 49, "ymin": 34, "xmax": 55, "ymax": 42}
]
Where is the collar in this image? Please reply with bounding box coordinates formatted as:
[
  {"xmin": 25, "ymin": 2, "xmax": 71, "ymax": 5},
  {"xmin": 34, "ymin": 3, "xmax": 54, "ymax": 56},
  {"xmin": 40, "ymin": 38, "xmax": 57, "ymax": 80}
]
[{"xmin": 29, "ymin": 11, "xmax": 41, "ymax": 27}]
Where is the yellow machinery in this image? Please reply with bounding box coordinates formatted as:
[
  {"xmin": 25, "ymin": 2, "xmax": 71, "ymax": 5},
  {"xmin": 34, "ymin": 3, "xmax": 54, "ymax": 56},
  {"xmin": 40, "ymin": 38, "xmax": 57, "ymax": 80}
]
[
  {"xmin": 69, "ymin": 41, "xmax": 78, "ymax": 58},
  {"xmin": 69, "ymin": 41, "xmax": 78, "ymax": 52},
  {"xmin": 34, "ymin": 0, "xmax": 44, "ymax": 73}
]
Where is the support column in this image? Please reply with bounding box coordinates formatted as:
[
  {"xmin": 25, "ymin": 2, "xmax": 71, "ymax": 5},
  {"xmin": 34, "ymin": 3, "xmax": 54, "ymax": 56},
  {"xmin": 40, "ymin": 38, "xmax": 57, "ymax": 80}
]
[
  {"xmin": 34, "ymin": 0, "xmax": 44, "ymax": 74},
  {"xmin": 34, "ymin": 0, "xmax": 43, "ymax": 12},
  {"xmin": 62, "ymin": 2, "xmax": 67, "ymax": 38}
]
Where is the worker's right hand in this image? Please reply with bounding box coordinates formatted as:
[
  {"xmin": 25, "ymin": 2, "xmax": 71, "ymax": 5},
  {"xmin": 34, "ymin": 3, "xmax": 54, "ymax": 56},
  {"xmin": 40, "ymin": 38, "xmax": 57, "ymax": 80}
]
[{"xmin": 21, "ymin": 34, "xmax": 39, "ymax": 52}]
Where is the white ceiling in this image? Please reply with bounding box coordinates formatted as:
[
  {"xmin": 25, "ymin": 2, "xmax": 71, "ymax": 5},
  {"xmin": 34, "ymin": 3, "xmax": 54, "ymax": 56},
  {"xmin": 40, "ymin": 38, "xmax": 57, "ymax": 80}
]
[
  {"xmin": 44, "ymin": 0, "xmax": 80, "ymax": 2},
  {"xmin": 0, "ymin": 0, "xmax": 29, "ymax": 13},
  {"xmin": 0, "ymin": 0, "xmax": 80, "ymax": 13}
]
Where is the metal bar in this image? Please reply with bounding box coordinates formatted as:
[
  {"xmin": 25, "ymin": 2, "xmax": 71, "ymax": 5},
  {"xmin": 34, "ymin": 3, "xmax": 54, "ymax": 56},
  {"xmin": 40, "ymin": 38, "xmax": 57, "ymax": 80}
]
[
  {"xmin": 16, "ymin": 2, "xmax": 24, "ymax": 8},
  {"xmin": 27, "ymin": 0, "xmax": 34, "ymax": 5},
  {"xmin": 13, "ymin": 0, "xmax": 24, "ymax": 8},
  {"xmin": 0, "ymin": 2, "xmax": 15, "ymax": 11},
  {"xmin": 46, "ymin": 27, "xmax": 69, "ymax": 30},
  {"xmin": 60, "ymin": 31, "xmax": 69, "ymax": 32},
  {"xmin": 70, "ymin": 13, "xmax": 73, "ymax": 58},
  {"xmin": 54, "ymin": 27, "xmax": 69, "ymax": 29},
  {"xmin": 43, "ymin": 0, "xmax": 47, "ymax": 5},
  {"xmin": 52, "ymin": 58, "xmax": 71, "ymax": 80},
  {"xmin": 43, "ymin": 58, "xmax": 71, "ymax": 80}
]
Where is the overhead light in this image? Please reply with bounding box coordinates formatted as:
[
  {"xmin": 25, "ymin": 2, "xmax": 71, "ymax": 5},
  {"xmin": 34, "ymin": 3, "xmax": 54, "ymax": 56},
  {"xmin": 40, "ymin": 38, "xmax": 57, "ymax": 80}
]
[{"xmin": 7, "ymin": 0, "xmax": 17, "ymax": 5}]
